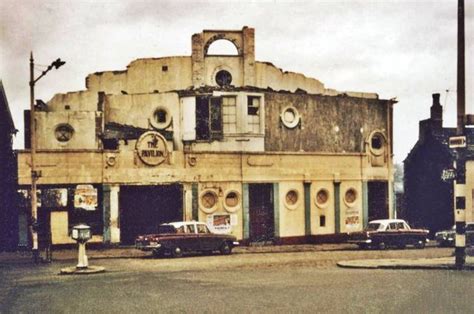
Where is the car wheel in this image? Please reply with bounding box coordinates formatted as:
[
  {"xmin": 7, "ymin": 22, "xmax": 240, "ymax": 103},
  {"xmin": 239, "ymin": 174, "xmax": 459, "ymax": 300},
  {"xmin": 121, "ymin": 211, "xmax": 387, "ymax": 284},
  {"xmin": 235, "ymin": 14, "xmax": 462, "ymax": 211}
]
[
  {"xmin": 171, "ymin": 246, "xmax": 183, "ymax": 258},
  {"xmin": 220, "ymin": 242, "xmax": 232, "ymax": 255},
  {"xmin": 378, "ymin": 242, "xmax": 386, "ymax": 250},
  {"xmin": 414, "ymin": 240, "xmax": 425, "ymax": 249}
]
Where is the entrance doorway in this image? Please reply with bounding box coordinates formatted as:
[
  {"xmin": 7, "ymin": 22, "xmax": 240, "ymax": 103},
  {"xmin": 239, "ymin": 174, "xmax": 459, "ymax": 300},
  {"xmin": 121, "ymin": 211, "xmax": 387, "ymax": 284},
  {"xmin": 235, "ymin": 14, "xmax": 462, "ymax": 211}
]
[
  {"xmin": 119, "ymin": 184, "xmax": 183, "ymax": 244},
  {"xmin": 248, "ymin": 184, "xmax": 274, "ymax": 242},
  {"xmin": 368, "ymin": 181, "xmax": 389, "ymax": 221}
]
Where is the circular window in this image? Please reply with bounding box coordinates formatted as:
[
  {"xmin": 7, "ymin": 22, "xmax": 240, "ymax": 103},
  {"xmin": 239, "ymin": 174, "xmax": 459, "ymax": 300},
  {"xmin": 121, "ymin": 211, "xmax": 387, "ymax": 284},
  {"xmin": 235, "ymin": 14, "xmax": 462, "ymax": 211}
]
[
  {"xmin": 55, "ymin": 124, "xmax": 74, "ymax": 142},
  {"xmin": 284, "ymin": 189, "xmax": 299, "ymax": 210},
  {"xmin": 215, "ymin": 70, "xmax": 232, "ymax": 87},
  {"xmin": 199, "ymin": 190, "xmax": 218, "ymax": 214},
  {"xmin": 280, "ymin": 106, "xmax": 301, "ymax": 129},
  {"xmin": 223, "ymin": 190, "xmax": 240, "ymax": 213},
  {"xmin": 369, "ymin": 132, "xmax": 385, "ymax": 156},
  {"xmin": 344, "ymin": 188, "xmax": 357, "ymax": 207},
  {"xmin": 315, "ymin": 189, "xmax": 329, "ymax": 208},
  {"xmin": 149, "ymin": 107, "xmax": 172, "ymax": 130}
]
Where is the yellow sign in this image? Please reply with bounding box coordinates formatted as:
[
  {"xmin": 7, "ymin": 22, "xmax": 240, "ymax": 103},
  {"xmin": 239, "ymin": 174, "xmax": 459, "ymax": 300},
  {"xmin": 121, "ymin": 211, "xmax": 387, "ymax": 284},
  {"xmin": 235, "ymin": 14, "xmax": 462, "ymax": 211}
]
[{"xmin": 136, "ymin": 131, "xmax": 168, "ymax": 166}]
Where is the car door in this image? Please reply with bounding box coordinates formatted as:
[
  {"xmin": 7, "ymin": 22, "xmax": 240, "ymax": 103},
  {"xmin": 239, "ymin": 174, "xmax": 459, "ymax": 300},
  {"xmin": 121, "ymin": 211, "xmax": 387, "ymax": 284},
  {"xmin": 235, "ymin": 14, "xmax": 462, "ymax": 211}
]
[
  {"xmin": 197, "ymin": 224, "xmax": 217, "ymax": 251},
  {"xmin": 184, "ymin": 224, "xmax": 200, "ymax": 251}
]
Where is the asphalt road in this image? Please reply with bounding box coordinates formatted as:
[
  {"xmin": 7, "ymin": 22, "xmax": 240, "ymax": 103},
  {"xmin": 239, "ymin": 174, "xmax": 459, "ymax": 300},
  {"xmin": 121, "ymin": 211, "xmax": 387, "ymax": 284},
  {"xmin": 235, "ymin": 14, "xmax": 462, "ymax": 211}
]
[{"xmin": 1, "ymin": 247, "xmax": 474, "ymax": 313}]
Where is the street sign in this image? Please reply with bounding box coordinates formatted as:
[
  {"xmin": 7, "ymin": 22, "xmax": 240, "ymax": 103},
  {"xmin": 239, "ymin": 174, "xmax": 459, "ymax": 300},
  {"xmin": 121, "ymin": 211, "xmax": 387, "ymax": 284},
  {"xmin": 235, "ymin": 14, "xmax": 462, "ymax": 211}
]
[
  {"xmin": 449, "ymin": 136, "xmax": 467, "ymax": 148},
  {"xmin": 441, "ymin": 169, "xmax": 457, "ymax": 182}
]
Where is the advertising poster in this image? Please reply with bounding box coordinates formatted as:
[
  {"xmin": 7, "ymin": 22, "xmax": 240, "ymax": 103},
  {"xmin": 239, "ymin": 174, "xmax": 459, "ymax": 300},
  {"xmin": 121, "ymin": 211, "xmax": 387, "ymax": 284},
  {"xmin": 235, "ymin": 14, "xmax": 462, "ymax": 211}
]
[{"xmin": 74, "ymin": 185, "xmax": 98, "ymax": 211}]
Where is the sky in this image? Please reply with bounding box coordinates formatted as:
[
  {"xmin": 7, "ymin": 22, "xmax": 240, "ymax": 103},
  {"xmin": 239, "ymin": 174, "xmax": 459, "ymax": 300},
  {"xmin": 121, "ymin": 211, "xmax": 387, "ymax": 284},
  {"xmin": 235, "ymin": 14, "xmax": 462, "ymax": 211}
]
[{"xmin": 1, "ymin": 0, "xmax": 473, "ymax": 163}]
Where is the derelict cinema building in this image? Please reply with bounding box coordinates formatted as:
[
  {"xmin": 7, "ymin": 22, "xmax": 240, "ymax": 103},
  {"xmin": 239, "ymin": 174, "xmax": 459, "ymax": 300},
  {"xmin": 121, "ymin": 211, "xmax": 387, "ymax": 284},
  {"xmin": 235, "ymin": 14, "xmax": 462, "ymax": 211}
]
[{"xmin": 18, "ymin": 27, "xmax": 396, "ymax": 246}]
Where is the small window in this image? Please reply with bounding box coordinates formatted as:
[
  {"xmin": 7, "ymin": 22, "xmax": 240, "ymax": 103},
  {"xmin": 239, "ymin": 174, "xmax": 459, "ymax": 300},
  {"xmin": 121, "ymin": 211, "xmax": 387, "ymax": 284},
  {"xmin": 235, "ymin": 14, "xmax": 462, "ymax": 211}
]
[
  {"xmin": 247, "ymin": 96, "xmax": 260, "ymax": 115},
  {"xmin": 280, "ymin": 106, "xmax": 300, "ymax": 129},
  {"xmin": 316, "ymin": 189, "xmax": 329, "ymax": 208},
  {"xmin": 369, "ymin": 132, "xmax": 386, "ymax": 156},
  {"xmin": 200, "ymin": 190, "xmax": 218, "ymax": 213},
  {"xmin": 162, "ymin": 65, "xmax": 168, "ymax": 72},
  {"xmin": 197, "ymin": 224, "xmax": 209, "ymax": 234},
  {"xmin": 55, "ymin": 124, "xmax": 74, "ymax": 142},
  {"xmin": 215, "ymin": 70, "xmax": 232, "ymax": 87},
  {"xmin": 150, "ymin": 107, "xmax": 172, "ymax": 130},
  {"xmin": 186, "ymin": 224, "xmax": 196, "ymax": 234},
  {"xmin": 344, "ymin": 188, "xmax": 357, "ymax": 206},
  {"xmin": 154, "ymin": 109, "xmax": 167, "ymax": 123},
  {"xmin": 284, "ymin": 189, "xmax": 299, "ymax": 210},
  {"xmin": 320, "ymin": 215, "xmax": 326, "ymax": 227},
  {"xmin": 225, "ymin": 191, "xmax": 239, "ymax": 207}
]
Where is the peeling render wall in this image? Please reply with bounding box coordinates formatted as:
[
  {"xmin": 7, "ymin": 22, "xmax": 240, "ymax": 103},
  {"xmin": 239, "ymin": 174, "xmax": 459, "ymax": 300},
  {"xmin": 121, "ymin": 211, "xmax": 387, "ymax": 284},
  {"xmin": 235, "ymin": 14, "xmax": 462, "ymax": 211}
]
[{"xmin": 264, "ymin": 92, "xmax": 388, "ymax": 153}]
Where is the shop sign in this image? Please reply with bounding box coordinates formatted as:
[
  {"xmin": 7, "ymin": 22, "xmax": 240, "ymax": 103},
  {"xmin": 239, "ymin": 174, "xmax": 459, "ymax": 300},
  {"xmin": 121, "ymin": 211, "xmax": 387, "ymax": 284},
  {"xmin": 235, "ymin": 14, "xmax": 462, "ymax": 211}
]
[
  {"xmin": 74, "ymin": 184, "xmax": 97, "ymax": 211},
  {"xmin": 136, "ymin": 131, "xmax": 168, "ymax": 166},
  {"xmin": 207, "ymin": 214, "xmax": 237, "ymax": 234},
  {"xmin": 441, "ymin": 169, "xmax": 456, "ymax": 182}
]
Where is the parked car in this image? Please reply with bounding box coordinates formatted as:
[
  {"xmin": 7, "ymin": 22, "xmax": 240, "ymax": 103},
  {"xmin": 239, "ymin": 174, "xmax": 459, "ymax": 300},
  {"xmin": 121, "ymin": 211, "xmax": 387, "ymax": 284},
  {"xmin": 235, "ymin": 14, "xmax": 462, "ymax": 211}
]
[
  {"xmin": 435, "ymin": 226, "xmax": 456, "ymax": 247},
  {"xmin": 436, "ymin": 222, "xmax": 474, "ymax": 247},
  {"xmin": 135, "ymin": 221, "xmax": 239, "ymax": 257},
  {"xmin": 347, "ymin": 219, "xmax": 429, "ymax": 249}
]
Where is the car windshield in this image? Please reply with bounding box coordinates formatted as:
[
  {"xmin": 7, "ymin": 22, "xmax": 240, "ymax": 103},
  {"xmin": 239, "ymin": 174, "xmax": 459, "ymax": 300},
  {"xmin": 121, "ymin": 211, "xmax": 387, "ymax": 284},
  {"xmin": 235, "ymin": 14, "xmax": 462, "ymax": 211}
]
[
  {"xmin": 157, "ymin": 225, "xmax": 177, "ymax": 234},
  {"xmin": 366, "ymin": 223, "xmax": 383, "ymax": 231}
]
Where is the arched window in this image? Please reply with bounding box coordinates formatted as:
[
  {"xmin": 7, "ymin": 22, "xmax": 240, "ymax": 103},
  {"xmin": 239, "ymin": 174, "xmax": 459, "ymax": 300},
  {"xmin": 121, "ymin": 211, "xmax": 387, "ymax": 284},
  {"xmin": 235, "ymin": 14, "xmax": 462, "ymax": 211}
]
[{"xmin": 206, "ymin": 39, "xmax": 239, "ymax": 56}]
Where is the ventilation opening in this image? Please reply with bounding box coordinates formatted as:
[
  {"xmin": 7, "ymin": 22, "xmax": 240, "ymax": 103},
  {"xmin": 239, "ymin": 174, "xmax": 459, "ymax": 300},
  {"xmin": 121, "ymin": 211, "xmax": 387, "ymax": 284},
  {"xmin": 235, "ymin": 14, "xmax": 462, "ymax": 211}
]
[{"xmin": 207, "ymin": 39, "xmax": 239, "ymax": 56}]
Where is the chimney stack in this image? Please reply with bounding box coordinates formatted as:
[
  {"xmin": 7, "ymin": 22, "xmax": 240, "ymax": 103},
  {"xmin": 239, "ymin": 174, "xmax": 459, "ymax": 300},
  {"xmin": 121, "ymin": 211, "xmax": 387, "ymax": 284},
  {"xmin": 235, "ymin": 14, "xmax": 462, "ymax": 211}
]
[{"xmin": 430, "ymin": 93, "xmax": 443, "ymax": 124}]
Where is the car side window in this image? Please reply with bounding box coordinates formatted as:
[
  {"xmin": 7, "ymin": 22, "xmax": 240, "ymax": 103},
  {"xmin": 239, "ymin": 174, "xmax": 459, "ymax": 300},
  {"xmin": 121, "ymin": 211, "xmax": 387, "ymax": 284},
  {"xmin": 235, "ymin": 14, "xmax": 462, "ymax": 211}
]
[
  {"xmin": 389, "ymin": 223, "xmax": 398, "ymax": 230},
  {"xmin": 176, "ymin": 226, "xmax": 185, "ymax": 234},
  {"xmin": 396, "ymin": 222, "xmax": 405, "ymax": 230},
  {"xmin": 186, "ymin": 225, "xmax": 196, "ymax": 234},
  {"xmin": 197, "ymin": 224, "xmax": 209, "ymax": 234}
]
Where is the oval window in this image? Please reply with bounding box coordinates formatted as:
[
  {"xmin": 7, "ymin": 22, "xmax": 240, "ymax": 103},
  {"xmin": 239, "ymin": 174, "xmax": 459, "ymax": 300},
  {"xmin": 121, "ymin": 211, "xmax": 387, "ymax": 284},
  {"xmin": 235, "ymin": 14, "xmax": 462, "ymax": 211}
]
[
  {"xmin": 150, "ymin": 107, "xmax": 172, "ymax": 130},
  {"xmin": 284, "ymin": 189, "xmax": 299, "ymax": 210},
  {"xmin": 224, "ymin": 190, "xmax": 240, "ymax": 212},
  {"xmin": 315, "ymin": 189, "xmax": 329, "ymax": 208},
  {"xmin": 55, "ymin": 124, "xmax": 74, "ymax": 142},
  {"xmin": 280, "ymin": 106, "xmax": 300, "ymax": 129},
  {"xmin": 200, "ymin": 190, "xmax": 218, "ymax": 213},
  {"xmin": 369, "ymin": 132, "xmax": 385, "ymax": 156},
  {"xmin": 344, "ymin": 188, "xmax": 357, "ymax": 207},
  {"xmin": 215, "ymin": 70, "xmax": 232, "ymax": 87}
]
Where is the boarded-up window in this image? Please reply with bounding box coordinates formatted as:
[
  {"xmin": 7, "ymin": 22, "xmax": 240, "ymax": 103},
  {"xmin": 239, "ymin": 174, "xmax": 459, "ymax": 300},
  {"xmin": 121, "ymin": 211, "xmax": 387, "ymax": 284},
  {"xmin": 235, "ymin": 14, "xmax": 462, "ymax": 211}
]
[
  {"xmin": 222, "ymin": 96, "xmax": 237, "ymax": 134},
  {"xmin": 247, "ymin": 96, "xmax": 260, "ymax": 133}
]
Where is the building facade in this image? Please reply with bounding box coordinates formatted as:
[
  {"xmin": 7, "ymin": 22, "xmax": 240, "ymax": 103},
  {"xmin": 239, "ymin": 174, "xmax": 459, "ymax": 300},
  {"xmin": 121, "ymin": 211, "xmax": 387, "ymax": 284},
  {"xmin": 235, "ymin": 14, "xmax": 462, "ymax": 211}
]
[
  {"xmin": 404, "ymin": 93, "xmax": 474, "ymax": 234},
  {"xmin": 18, "ymin": 27, "xmax": 395, "ymax": 245},
  {"xmin": 0, "ymin": 80, "xmax": 19, "ymax": 251}
]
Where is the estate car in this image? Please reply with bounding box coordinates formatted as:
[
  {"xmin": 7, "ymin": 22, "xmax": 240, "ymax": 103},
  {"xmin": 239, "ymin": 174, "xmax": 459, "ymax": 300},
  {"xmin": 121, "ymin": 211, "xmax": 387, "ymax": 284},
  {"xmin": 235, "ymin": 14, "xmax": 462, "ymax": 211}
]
[{"xmin": 135, "ymin": 221, "xmax": 239, "ymax": 257}]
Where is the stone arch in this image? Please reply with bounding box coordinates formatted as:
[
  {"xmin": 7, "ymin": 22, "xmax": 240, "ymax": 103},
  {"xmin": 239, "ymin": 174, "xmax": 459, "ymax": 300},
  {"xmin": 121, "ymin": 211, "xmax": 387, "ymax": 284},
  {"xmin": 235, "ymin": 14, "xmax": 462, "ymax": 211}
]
[{"xmin": 203, "ymin": 33, "xmax": 243, "ymax": 56}]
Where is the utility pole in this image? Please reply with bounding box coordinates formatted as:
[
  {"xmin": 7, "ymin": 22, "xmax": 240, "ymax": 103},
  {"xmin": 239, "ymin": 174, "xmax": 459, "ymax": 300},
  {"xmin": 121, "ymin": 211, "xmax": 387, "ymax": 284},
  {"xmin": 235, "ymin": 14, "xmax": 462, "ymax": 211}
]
[
  {"xmin": 454, "ymin": 0, "xmax": 466, "ymax": 269},
  {"xmin": 29, "ymin": 53, "xmax": 65, "ymax": 263}
]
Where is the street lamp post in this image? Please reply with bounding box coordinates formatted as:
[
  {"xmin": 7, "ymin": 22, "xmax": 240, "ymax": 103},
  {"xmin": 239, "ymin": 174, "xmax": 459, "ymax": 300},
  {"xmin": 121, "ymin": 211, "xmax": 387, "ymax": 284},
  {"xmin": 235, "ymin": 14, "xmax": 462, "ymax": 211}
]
[{"xmin": 29, "ymin": 52, "xmax": 65, "ymax": 263}]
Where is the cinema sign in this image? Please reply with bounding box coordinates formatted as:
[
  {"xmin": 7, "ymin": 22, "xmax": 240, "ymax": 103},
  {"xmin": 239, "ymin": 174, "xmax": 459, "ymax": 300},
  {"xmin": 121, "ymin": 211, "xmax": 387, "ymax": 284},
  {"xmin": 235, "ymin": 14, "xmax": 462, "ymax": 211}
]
[{"xmin": 136, "ymin": 131, "xmax": 169, "ymax": 166}]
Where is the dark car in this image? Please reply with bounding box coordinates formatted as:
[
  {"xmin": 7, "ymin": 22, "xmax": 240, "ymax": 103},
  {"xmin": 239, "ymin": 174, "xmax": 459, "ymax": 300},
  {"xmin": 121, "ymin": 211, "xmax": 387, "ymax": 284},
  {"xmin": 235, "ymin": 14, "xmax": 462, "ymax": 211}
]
[
  {"xmin": 348, "ymin": 219, "xmax": 429, "ymax": 250},
  {"xmin": 135, "ymin": 221, "xmax": 239, "ymax": 257},
  {"xmin": 436, "ymin": 222, "xmax": 474, "ymax": 247},
  {"xmin": 435, "ymin": 226, "xmax": 456, "ymax": 247}
]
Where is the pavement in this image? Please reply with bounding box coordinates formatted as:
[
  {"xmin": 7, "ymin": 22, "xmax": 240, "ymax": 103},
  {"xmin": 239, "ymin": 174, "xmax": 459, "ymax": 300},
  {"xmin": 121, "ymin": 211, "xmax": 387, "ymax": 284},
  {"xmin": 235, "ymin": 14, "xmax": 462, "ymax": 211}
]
[
  {"xmin": 2, "ymin": 243, "xmax": 474, "ymax": 270},
  {"xmin": 337, "ymin": 256, "xmax": 474, "ymax": 270}
]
